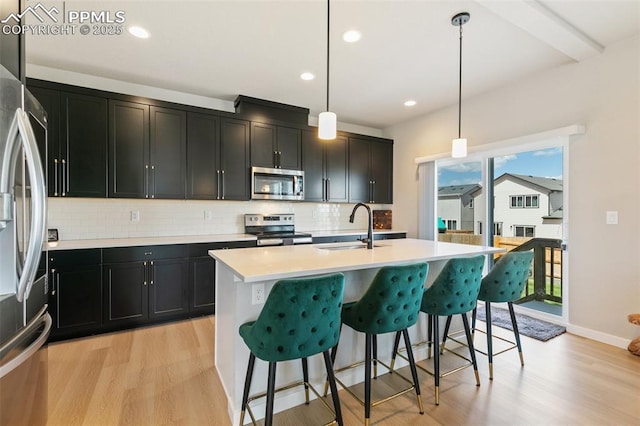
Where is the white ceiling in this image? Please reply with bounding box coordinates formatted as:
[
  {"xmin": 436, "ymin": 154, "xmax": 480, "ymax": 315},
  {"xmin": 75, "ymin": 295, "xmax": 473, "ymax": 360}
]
[{"xmin": 25, "ymin": 0, "xmax": 640, "ymax": 129}]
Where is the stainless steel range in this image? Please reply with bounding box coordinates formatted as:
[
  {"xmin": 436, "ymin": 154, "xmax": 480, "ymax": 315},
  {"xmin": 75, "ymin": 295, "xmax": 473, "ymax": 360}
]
[{"xmin": 245, "ymin": 214, "xmax": 312, "ymax": 246}]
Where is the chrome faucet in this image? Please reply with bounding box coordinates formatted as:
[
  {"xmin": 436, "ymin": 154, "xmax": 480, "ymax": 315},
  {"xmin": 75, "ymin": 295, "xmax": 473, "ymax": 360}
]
[{"xmin": 349, "ymin": 203, "xmax": 374, "ymax": 249}]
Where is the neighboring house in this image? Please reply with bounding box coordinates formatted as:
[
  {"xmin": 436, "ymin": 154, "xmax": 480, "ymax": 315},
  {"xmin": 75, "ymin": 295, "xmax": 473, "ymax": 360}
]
[
  {"xmin": 437, "ymin": 184, "xmax": 481, "ymax": 231},
  {"xmin": 471, "ymin": 173, "xmax": 563, "ymax": 238}
]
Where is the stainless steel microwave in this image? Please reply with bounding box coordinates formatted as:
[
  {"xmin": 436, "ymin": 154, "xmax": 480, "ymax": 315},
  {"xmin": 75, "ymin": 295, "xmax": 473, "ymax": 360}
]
[{"xmin": 251, "ymin": 167, "xmax": 304, "ymax": 201}]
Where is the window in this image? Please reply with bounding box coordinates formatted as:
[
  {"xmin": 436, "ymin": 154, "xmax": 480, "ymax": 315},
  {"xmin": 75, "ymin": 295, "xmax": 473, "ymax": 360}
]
[
  {"xmin": 494, "ymin": 222, "xmax": 503, "ymax": 236},
  {"xmin": 514, "ymin": 225, "xmax": 535, "ymax": 237},
  {"xmin": 446, "ymin": 220, "xmax": 457, "ymax": 230},
  {"xmin": 510, "ymin": 195, "xmax": 539, "ymax": 209}
]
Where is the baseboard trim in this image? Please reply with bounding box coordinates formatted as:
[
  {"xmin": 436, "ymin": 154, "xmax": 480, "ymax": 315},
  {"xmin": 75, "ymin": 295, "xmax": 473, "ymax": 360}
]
[{"xmin": 566, "ymin": 324, "xmax": 630, "ymax": 349}]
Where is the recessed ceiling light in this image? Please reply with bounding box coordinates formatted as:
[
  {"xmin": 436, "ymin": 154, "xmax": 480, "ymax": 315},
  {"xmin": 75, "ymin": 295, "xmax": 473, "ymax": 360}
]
[
  {"xmin": 342, "ymin": 30, "xmax": 362, "ymax": 43},
  {"xmin": 404, "ymin": 100, "xmax": 417, "ymax": 107},
  {"xmin": 129, "ymin": 26, "xmax": 150, "ymax": 39},
  {"xmin": 300, "ymin": 72, "xmax": 315, "ymax": 81}
]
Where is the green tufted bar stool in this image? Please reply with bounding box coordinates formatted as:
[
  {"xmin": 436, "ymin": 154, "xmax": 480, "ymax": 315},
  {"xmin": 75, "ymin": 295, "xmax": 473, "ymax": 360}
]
[
  {"xmin": 392, "ymin": 255, "xmax": 485, "ymax": 405},
  {"xmin": 472, "ymin": 250, "xmax": 534, "ymax": 379},
  {"xmin": 328, "ymin": 263, "xmax": 428, "ymax": 426},
  {"xmin": 238, "ymin": 273, "xmax": 345, "ymax": 426}
]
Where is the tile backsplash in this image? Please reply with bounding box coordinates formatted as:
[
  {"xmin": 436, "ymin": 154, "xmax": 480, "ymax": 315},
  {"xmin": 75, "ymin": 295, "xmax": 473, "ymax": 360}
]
[{"xmin": 47, "ymin": 198, "xmax": 393, "ymax": 241}]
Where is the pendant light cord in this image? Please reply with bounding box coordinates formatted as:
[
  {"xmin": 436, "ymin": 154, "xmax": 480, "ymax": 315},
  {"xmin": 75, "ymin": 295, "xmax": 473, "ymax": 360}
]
[
  {"xmin": 326, "ymin": 0, "xmax": 330, "ymax": 112},
  {"xmin": 458, "ymin": 23, "xmax": 463, "ymax": 139}
]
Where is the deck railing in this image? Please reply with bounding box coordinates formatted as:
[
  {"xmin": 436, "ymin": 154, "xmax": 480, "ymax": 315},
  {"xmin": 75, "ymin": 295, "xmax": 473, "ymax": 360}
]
[
  {"xmin": 437, "ymin": 233, "xmax": 564, "ymax": 305},
  {"xmin": 510, "ymin": 238, "xmax": 563, "ymax": 305}
]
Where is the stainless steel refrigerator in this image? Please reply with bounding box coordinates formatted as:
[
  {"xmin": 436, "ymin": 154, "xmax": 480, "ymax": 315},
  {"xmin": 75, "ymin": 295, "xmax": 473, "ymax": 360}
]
[{"xmin": 0, "ymin": 62, "xmax": 50, "ymax": 424}]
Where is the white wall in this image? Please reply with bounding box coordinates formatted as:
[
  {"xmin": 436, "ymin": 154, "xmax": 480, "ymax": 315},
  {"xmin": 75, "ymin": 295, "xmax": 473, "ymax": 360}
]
[{"xmin": 385, "ymin": 36, "xmax": 640, "ymax": 344}]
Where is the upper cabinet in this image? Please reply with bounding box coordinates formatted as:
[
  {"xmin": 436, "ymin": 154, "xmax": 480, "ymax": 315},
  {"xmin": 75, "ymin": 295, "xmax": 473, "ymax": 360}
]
[
  {"xmin": 30, "ymin": 86, "xmax": 108, "ymax": 198},
  {"xmin": 250, "ymin": 122, "xmax": 302, "ymax": 170},
  {"xmin": 109, "ymin": 101, "xmax": 186, "ymax": 199},
  {"xmin": 187, "ymin": 113, "xmax": 249, "ymax": 201},
  {"xmin": 27, "ymin": 80, "xmax": 394, "ymax": 203},
  {"xmin": 302, "ymin": 130, "xmax": 348, "ymax": 203},
  {"xmin": 348, "ymin": 137, "xmax": 393, "ymax": 204}
]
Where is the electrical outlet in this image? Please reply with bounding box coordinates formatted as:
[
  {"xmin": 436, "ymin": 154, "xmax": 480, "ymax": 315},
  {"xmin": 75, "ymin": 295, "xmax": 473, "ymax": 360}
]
[
  {"xmin": 252, "ymin": 283, "xmax": 265, "ymax": 305},
  {"xmin": 204, "ymin": 210, "xmax": 213, "ymax": 221},
  {"xmin": 130, "ymin": 210, "xmax": 140, "ymax": 222},
  {"xmin": 606, "ymin": 211, "xmax": 618, "ymax": 225}
]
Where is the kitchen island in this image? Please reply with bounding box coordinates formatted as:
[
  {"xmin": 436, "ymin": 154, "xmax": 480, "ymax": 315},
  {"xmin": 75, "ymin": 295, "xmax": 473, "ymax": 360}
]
[{"xmin": 209, "ymin": 238, "xmax": 503, "ymax": 424}]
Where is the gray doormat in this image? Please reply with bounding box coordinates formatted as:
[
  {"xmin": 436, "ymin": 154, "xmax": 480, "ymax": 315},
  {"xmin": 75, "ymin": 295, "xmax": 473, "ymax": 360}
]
[{"xmin": 475, "ymin": 305, "xmax": 566, "ymax": 342}]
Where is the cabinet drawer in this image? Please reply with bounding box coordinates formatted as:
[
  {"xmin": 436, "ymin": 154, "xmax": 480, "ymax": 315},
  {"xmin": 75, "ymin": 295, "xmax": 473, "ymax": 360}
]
[
  {"xmin": 103, "ymin": 244, "xmax": 189, "ymax": 263},
  {"xmin": 49, "ymin": 249, "xmax": 102, "ymax": 268}
]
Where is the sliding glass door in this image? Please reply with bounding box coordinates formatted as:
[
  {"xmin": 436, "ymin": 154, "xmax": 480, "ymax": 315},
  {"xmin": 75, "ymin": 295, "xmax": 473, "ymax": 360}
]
[{"xmin": 434, "ymin": 143, "xmax": 567, "ymax": 319}]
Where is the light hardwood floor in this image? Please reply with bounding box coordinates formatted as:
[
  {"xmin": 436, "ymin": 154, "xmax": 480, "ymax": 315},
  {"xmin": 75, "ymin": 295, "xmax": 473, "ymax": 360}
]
[{"xmin": 47, "ymin": 316, "xmax": 640, "ymax": 425}]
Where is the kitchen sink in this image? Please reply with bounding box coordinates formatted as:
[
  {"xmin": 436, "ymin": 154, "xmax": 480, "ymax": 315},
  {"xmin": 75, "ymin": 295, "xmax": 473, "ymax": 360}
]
[{"xmin": 317, "ymin": 243, "xmax": 389, "ymax": 250}]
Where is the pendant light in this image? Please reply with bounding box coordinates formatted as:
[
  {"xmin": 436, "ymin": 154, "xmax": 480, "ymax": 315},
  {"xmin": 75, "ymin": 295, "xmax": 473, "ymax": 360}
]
[
  {"xmin": 318, "ymin": 0, "xmax": 337, "ymax": 140},
  {"xmin": 451, "ymin": 12, "xmax": 470, "ymax": 158}
]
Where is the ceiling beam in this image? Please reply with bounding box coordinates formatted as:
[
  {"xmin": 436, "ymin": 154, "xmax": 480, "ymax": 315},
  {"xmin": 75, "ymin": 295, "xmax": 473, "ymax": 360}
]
[{"xmin": 476, "ymin": 0, "xmax": 604, "ymax": 61}]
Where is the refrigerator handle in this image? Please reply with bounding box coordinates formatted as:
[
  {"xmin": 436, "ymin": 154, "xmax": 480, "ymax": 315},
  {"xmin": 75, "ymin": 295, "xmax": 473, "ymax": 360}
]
[
  {"xmin": 0, "ymin": 311, "xmax": 51, "ymax": 379},
  {"xmin": 0, "ymin": 109, "xmax": 47, "ymax": 302}
]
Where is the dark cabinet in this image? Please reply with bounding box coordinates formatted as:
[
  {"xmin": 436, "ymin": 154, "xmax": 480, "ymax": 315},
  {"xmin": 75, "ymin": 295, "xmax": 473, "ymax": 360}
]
[
  {"xmin": 302, "ymin": 130, "xmax": 348, "ymax": 202},
  {"xmin": 220, "ymin": 118, "xmax": 250, "ymax": 200},
  {"xmin": 149, "ymin": 258, "xmax": 189, "ymax": 319},
  {"xmin": 150, "ymin": 106, "xmax": 187, "ymax": 199},
  {"xmin": 109, "ymin": 101, "xmax": 186, "ymax": 199},
  {"xmin": 189, "ymin": 256, "xmax": 215, "ymax": 314},
  {"xmin": 187, "ymin": 112, "xmax": 219, "ymax": 199},
  {"xmin": 48, "ymin": 249, "xmax": 102, "ymax": 340},
  {"xmin": 108, "ymin": 100, "xmax": 149, "ymax": 198},
  {"xmin": 103, "ymin": 245, "xmax": 189, "ymax": 328},
  {"xmin": 348, "ymin": 137, "xmax": 393, "ymax": 204},
  {"xmin": 251, "ymin": 122, "xmax": 301, "ymax": 170},
  {"xmin": 29, "ymin": 88, "xmax": 108, "ymax": 197},
  {"xmin": 188, "ymin": 240, "xmax": 257, "ymax": 314},
  {"xmin": 187, "ymin": 114, "xmax": 249, "ymax": 200}
]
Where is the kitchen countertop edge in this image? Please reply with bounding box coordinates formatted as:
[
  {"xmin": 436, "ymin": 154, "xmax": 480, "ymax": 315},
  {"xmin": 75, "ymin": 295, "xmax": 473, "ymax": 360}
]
[{"xmin": 46, "ymin": 229, "xmax": 407, "ymax": 251}]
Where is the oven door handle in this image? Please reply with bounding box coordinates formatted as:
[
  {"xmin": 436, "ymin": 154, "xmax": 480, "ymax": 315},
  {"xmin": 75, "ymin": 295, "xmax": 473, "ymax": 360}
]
[{"xmin": 257, "ymin": 238, "xmax": 283, "ymax": 247}]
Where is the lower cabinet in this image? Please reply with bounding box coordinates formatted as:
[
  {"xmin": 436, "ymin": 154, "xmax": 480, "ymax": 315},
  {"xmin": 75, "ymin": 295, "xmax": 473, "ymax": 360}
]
[
  {"xmin": 102, "ymin": 245, "xmax": 189, "ymax": 329},
  {"xmin": 48, "ymin": 249, "xmax": 102, "ymax": 341}
]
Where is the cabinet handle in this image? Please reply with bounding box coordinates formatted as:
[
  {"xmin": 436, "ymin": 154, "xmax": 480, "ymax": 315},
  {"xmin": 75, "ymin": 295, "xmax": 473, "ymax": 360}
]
[
  {"xmin": 371, "ymin": 180, "xmax": 376, "ymax": 203},
  {"xmin": 50, "ymin": 269, "xmax": 56, "ymax": 296},
  {"xmin": 322, "ymin": 178, "xmax": 326, "ymax": 201},
  {"xmin": 145, "ymin": 165, "xmax": 149, "ymax": 198},
  {"xmin": 278, "ymin": 151, "xmax": 282, "ymax": 168},
  {"xmin": 66, "ymin": 159, "xmax": 70, "ymax": 194},
  {"xmin": 143, "ymin": 261, "xmax": 148, "ymax": 286},
  {"xmin": 326, "ymin": 178, "xmax": 331, "ymax": 201},
  {"xmin": 150, "ymin": 261, "xmax": 154, "ymax": 285},
  {"xmin": 144, "ymin": 251, "xmax": 153, "ymax": 256},
  {"xmin": 150, "ymin": 165, "xmax": 156, "ymax": 198},
  {"xmin": 216, "ymin": 170, "xmax": 221, "ymax": 200},
  {"xmin": 53, "ymin": 158, "xmax": 59, "ymax": 196},
  {"xmin": 61, "ymin": 159, "xmax": 67, "ymax": 197},
  {"xmin": 221, "ymin": 170, "xmax": 225, "ymax": 199},
  {"xmin": 273, "ymin": 151, "xmax": 277, "ymax": 168}
]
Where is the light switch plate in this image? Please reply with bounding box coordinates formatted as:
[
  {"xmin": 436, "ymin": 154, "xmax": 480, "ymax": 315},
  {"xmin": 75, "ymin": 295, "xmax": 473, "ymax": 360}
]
[
  {"xmin": 606, "ymin": 211, "xmax": 618, "ymax": 225},
  {"xmin": 130, "ymin": 210, "xmax": 140, "ymax": 222}
]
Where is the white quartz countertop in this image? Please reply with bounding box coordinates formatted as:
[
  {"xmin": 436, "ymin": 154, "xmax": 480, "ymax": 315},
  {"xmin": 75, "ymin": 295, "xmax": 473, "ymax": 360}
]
[
  {"xmin": 47, "ymin": 233, "xmax": 257, "ymax": 251},
  {"xmin": 209, "ymin": 238, "xmax": 504, "ymax": 283}
]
